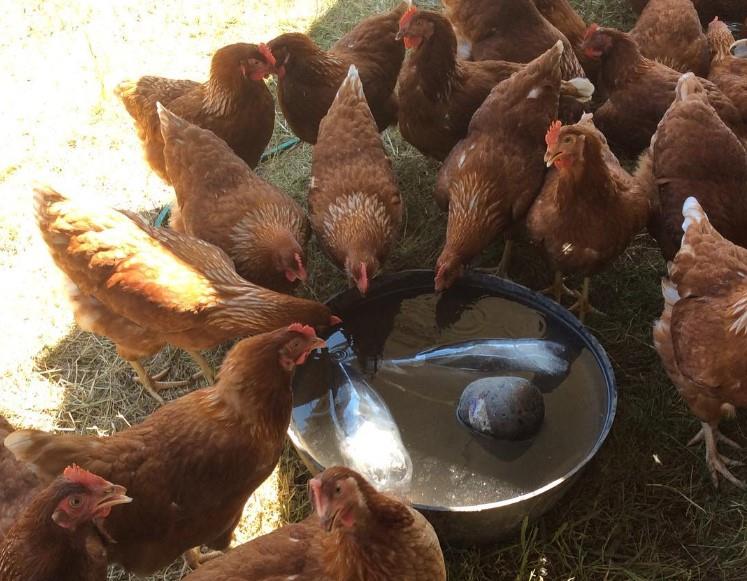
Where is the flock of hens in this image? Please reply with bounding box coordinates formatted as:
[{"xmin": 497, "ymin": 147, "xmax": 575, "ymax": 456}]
[{"xmin": 1, "ymin": 0, "xmax": 747, "ymax": 578}]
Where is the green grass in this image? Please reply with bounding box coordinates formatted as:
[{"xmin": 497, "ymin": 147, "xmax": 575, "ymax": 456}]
[{"xmin": 2, "ymin": 1, "xmax": 746, "ymax": 580}]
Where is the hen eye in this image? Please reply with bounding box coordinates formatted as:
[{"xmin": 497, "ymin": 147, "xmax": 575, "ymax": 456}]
[
  {"xmin": 563, "ymin": 136, "xmax": 573, "ymax": 144},
  {"xmin": 69, "ymin": 496, "xmax": 83, "ymax": 508},
  {"xmin": 335, "ymin": 484, "xmax": 342, "ymax": 495}
]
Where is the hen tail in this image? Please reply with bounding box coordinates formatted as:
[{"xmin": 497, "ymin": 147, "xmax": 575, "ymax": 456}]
[
  {"xmin": 335, "ymin": 65, "xmax": 367, "ymax": 103},
  {"xmin": 559, "ymin": 77, "xmax": 595, "ymax": 102},
  {"xmin": 681, "ymin": 196, "xmax": 708, "ymax": 233},
  {"xmin": 675, "ymin": 72, "xmax": 706, "ymax": 103},
  {"xmin": 156, "ymin": 102, "xmax": 189, "ymax": 142},
  {"xmin": 4, "ymin": 430, "xmax": 102, "ymax": 482}
]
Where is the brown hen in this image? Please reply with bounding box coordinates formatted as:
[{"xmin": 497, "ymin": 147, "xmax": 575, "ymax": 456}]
[
  {"xmin": 34, "ymin": 186, "xmax": 336, "ymax": 402},
  {"xmin": 263, "ymin": 3, "xmax": 407, "ymax": 144},
  {"xmin": 183, "ymin": 466, "xmax": 446, "ymax": 580},
  {"xmin": 630, "ymin": 0, "xmax": 747, "ymax": 23},
  {"xmin": 581, "ymin": 24, "xmax": 745, "ymax": 156},
  {"xmin": 116, "ymin": 43, "xmax": 275, "ymax": 181},
  {"xmin": 442, "ymin": 0, "xmax": 586, "ymax": 79},
  {"xmin": 4, "ymin": 326, "xmax": 326, "ymax": 575},
  {"xmin": 158, "ymin": 104, "xmax": 309, "ymax": 293},
  {"xmin": 654, "ymin": 197, "xmax": 747, "ymax": 489},
  {"xmin": 707, "ymin": 18, "xmax": 747, "ymax": 124},
  {"xmin": 311, "ymin": 466, "xmax": 446, "ymax": 581},
  {"xmin": 0, "ymin": 466, "xmax": 131, "ymax": 581},
  {"xmin": 309, "ymin": 65, "xmax": 402, "ymax": 295},
  {"xmin": 532, "ymin": 0, "xmax": 599, "ymax": 80},
  {"xmin": 396, "ymin": 7, "xmax": 593, "ymax": 160},
  {"xmin": 527, "ymin": 114, "xmax": 651, "ymax": 321},
  {"xmin": 0, "ymin": 417, "xmax": 41, "ymax": 539},
  {"xmin": 433, "ymin": 42, "xmax": 566, "ymax": 290},
  {"xmin": 630, "ymin": 0, "xmax": 710, "ymax": 76},
  {"xmin": 636, "ymin": 73, "xmax": 747, "ymax": 261}
]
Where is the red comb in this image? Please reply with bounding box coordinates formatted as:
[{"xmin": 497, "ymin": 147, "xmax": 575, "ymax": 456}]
[
  {"xmin": 63, "ymin": 465, "xmax": 108, "ymax": 489},
  {"xmin": 288, "ymin": 323, "xmax": 316, "ymax": 338},
  {"xmin": 258, "ymin": 43, "xmax": 276, "ymax": 66},
  {"xmin": 545, "ymin": 120, "xmax": 562, "ymax": 147},
  {"xmin": 584, "ymin": 23, "xmax": 599, "ymax": 41},
  {"xmin": 399, "ymin": 5, "xmax": 417, "ymax": 29}
]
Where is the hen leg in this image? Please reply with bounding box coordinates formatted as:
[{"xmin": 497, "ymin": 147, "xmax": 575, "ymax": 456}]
[
  {"xmin": 689, "ymin": 422, "xmax": 745, "ymax": 489},
  {"xmin": 186, "ymin": 350, "xmax": 215, "ymax": 385},
  {"xmin": 567, "ymin": 278, "xmax": 604, "ymax": 323},
  {"xmin": 129, "ymin": 360, "xmax": 192, "ymax": 404},
  {"xmin": 541, "ymin": 271, "xmax": 579, "ymax": 303},
  {"xmin": 477, "ymin": 241, "xmax": 513, "ymax": 279}
]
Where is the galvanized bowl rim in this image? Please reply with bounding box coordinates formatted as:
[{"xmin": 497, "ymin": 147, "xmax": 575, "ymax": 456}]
[{"xmin": 292, "ymin": 269, "xmax": 617, "ymax": 514}]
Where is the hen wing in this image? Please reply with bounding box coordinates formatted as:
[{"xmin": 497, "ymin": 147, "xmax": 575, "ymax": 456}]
[{"xmin": 34, "ymin": 186, "xmax": 241, "ymax": 334}]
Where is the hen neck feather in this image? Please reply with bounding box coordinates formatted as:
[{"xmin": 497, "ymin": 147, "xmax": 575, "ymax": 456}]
[
  {"xmin": 729, "ymin": 291, "xmax": 747, "ymax": 336},
  {"xmin": 205, "ymin": 343, "xmax": 292, "ymax": 435},
  {"xmin": 203, "ymin": 73, "xmax": 261, "ymax": 116},
  {"xmin": 207, "ymin": 281, "xmax": 312, "ymax": 333},
  {"xmin": 411, "ymin": 20, "xmax": 459, "ymax": 101},
  {"xmin": 556, "ymin": 137, "xmax": 613, "ymax": 204},
  {"xmin": 599, "ymin": 37, "xmax": 649, "ymax": 91},
  {"xmin": 322, "ymin": 192, "xmax": 394, "ymax": 258},
  {"xmin": 230, "ymin": 204, "xmax": 304, "ymax": 270},
  {"xmin": 445, "ymin": 174, "xmax": 503, "ymax": 257},
  {"xmin": 709, "ymin": 33, "xmax": 733, "ymax": 60},
  {"xmin": 288, "ymin": 45, "xmax": 345, "ymax": 84}
]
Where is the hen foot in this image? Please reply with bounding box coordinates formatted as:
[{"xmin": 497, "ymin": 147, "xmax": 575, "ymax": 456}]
[
  {"xmin": 184, "ymin": 547, "xmax": 225, "ymax": 569},
  {"xmin": 567, "ymin": 278, "xmax": 604, "ymax": 324},
  {"xmin": 129, "ymin": 360, "xmax": 200, "ymax": 404},
  {"xmin": 541, "ymin": 271, "xmax": 579, "ymax": 303},
  {"xmin": 187, "ymin": 350, "xmax": 215, "ymax": 385},
  {"xmin": 690, "ymin": 422, "xmax": 745, "ymax": 489}
]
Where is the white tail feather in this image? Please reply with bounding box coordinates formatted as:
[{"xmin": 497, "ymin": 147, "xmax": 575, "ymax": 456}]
[
  {"xmin": 661, "ymin": 278, "xmax": 680, "ymax": 307},
  {"xmin": 675, "ymin": 72, "xmax": 701, "ymax": 102},
  {"xmin": 335, "ymin": 64, "xmax": 365, "ymax": 101},
  {"xmin": 681, "ymin": 196, "xmax": 706, "ymax": 233},
  {"xmin": 567, "ymin": 77, "xmax": 594, "ymax": 102},
  {"xmin": 730, "ymin": 39, "xmax": 747, "ymax": 58}
]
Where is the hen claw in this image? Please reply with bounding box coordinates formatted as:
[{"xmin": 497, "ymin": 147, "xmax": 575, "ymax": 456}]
[{"xmin": 692, "ymin": 422, "xmax": 746, "ymax": 489}]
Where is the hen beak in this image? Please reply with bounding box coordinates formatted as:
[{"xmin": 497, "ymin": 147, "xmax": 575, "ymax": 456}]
[
  {"xmin": 544, "ymin": 150, "xmax": 562, "ymax": 167},
  {"xmin": 95, "ymin": 484, "xmax": 132, "ymax": 515},
  {"xmin": 395, "ymin": 29, "xmax": 405, "ymax": 41}
]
